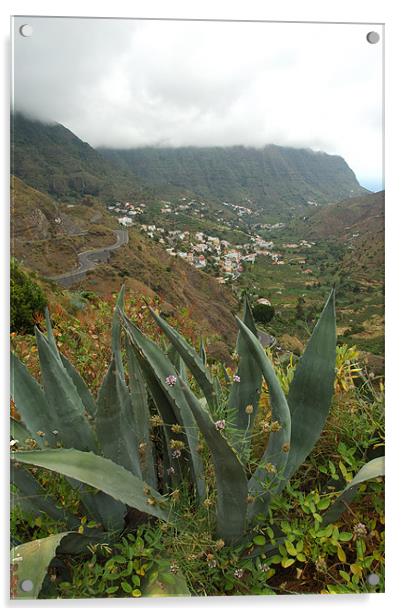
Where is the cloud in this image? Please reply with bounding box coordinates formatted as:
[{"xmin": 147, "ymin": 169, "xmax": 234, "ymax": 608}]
[{"xmin": 13, "ymin": 17, "xmax": 383, "ymax": 187}]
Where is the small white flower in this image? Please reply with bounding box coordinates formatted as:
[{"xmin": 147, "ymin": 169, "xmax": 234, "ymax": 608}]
[
  {"xmin": 215, "ymin": 419, "xmax": 225, "ymax": 431},
  {"xmin": 10, "ymin": 440, "xmax": 19, "ymax": 448}
]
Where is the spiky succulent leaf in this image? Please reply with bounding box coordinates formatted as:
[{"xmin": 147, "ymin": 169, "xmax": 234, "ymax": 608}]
[
  {"xmin": 10, "ymin": 418, "xmax": 31, "ymax": 443},
  {"xmin": 180, "ymin": 380, "xmax": 248, "ymax": 545},
  {"xmin": 284, "ymin": 289, "xmax": 336, "ymax": 480},
  {"xmin": 96, "ymin": 357, "xmax": 141, "ymax": 477},
  {"xmin": 10, "ymin": 352, "xmax": 56, "ymax": 448},
  {"xmin": 35, "ymin": 328, "xmax": 97, "ymax": 452},
  {"xmin": 60, "ymin": 354, "xmax": 97, "ymax": 418},
  {"xmin": 10, "ymin": 532, "xmax": 73, "ymax": 599},
  {"xmin": 235, "ymin": 317, "xmax": 291, "ymax": 522},
  {"xmin": 111, "ymin": 284, "xmax": 126, "ymax": 379},
  {"xmin": 148, "ymin": 307, "xmax": 217, "ymax": 410},
  {"xmin": 122, "ymin": 313, "xmax": 206, "ymax": 500},
  {"xmin": 323, "ymin": 456, "xmax": 385, "ymax": 525},
  {"xmin": 126, "ymin": 343, "xmax": 157, "ymax": 488},
  {"xmin": 228, "ymin": 296, "xmax": 262, "ymax": 459},
  {"xmin": 11, "ymin": 449, "xmax": 172, "ymax": 522}
]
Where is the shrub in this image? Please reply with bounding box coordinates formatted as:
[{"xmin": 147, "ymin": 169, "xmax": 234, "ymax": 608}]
[
  {"xmin": 10, "ymin": 258, "xmax": 47, "ymax": 334},
  {"xmin": 252, "ymin": 302, "xmax": 275, "ymax": 324}
]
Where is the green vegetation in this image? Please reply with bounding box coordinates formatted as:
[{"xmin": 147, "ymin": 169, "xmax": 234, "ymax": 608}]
[
  {"xmin": 10, "ymin": 287, "xmax": 384, "ymax": 598},
  {"xmin": 252, "ymin": 302, "xmax": 275, "ymax": 324},
  {"xmin": 100, "ymin": 144, "xmax": 366, "ymax": 211},
  {"xmin": 10, "ymin": 258, "xmax": 47, "ymax": 334}
]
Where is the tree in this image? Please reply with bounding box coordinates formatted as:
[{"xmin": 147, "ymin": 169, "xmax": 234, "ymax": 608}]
[
  {"xmin": 252, "ymin": 302, "xmax": 275, "ymax": 324},
  {"xmin": 10, "ymin": 259, "xmax": 47, "ymax": 334}
]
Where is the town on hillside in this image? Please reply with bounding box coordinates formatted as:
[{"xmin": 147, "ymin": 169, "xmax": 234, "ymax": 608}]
[{"xmin": 105, "ymin": 197, "xmax": 316, "ymax": 285}]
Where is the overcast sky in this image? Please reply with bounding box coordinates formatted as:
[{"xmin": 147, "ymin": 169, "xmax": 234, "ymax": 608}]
[{"xmin": 13, "ymin": 17, "xmax": 383, "ymax": 191}]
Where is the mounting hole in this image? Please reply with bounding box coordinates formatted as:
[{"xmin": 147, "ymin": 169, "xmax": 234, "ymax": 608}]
[
  {"xmin": 19, "ymin": 24, "xmax": 33, "ymax": 38},
  {"xmin": 366, "ymin": 31, "xmax": 380, "ymax": 44},
  {"xmin": 20, "ymin": 579, "xmax": 34, "ymax": 592},
  {"xmin": 367, "ymin": 573, "xmax": 380, "ymax": 586}
]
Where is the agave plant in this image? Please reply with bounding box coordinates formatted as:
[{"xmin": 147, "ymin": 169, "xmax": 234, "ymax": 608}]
[{"xmin": 10, "ymin": 287, "xmax": 384, "ymax": 598}]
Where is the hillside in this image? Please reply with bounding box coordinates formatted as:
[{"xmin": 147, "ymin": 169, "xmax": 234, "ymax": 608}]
[
  {"xmin": 11, "ymin": 113, "xmax": 149, "ymax": 202},
  {"xmin": 99, "ymin": 144, "xmax": 367, "ymax": 212},
  {"xmin": 11, "ymin": 176, "xmax": 238, "ymax": 351}
]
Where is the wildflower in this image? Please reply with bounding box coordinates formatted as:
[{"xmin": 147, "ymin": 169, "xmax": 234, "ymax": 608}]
[
  {"xmin": 245, "ymin": 404, "xmax": 254, "ymax": 415},
  {"xmin": 353, "ymin": 522, "xmax": 368, "ymax": 537},
  {"xmin": 36, "ymin": 431, "xmax": 45, "ymax": 437},
  {"xmin": 261, "ymin": 420, "xmax": 270, "ymax": 433},
  {"xmin": 171, "ymin": 423, "xmax": 183, "ymax": 434},
  {"xmin": 264, "ymin": 463, "xmax": 277, "ymax": 474},
  {"xmin": 270, "ymin": 421, "xmax": 281, "ymax": 432},
  {"xmin": 165, "ymin": 374, "xmax": 177, "ymax": 387},
  {"xmin": 170, "ymin": 561, "xmax": 179, "ymax": 574},
  {"xmin": 215, "ymin": 419, "xmax": 225, "ymax": 431},
  {"xmin": 52, "ymin": 430, "xmax": 59, "ymax": 436},
  {"xmin": 206, "ymin": 554, "xmax": 217, "ymax": 569},
  {"xmin": 146, "ymin": 497, "xmax": 156, "ymax": 506},
  {"xmin": 170, "ymin": 439, "xmax": 185, "ymax": 450},
  {"xmin": 166, "ymin": 466, "xmax": 175, "ymax": 476},
  {"xmin": 233, "ymin": 375, "xmax": 241, "ymax": 383},
  {"xmin": 171, "ymin": 449, "xmax": 181, "ymax": 459},
  {"xmin": 234, "ymin": 568, "xmax": 244, "ymax": 579},
  {"xmin": 150, "ymin": 414, "xmax": 163, "ymax": 428},
  {"xmin": 215, "ymin": 539, "xmax": 225, "ymax": 550},
  {"xmin": 10, "ymin": 440, "xmax": 19, "ymax": 448},
  {"xmin": 203, "ymin": 498, "xmax": 213, "ymax": 509},
  {"xmin": 258, "ymin": 562, "xmax": 270, "ymax": 573}
]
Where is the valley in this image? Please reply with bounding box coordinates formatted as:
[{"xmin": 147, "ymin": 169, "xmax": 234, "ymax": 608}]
[{"xmin": 10, "ymin": 114, "xmax": 384, "ymax": 363}]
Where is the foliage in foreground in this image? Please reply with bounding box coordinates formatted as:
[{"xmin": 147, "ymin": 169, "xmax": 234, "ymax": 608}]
[
  {"xmin": 10, "ymin": 287, "xmax": 384, "ymax": 598},
  {"xmin": 10, "ymin": 258, "xmax": 47, "ymax": 334}
]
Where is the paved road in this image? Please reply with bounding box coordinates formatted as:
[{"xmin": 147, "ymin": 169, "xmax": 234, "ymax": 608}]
[
  {"xmin": 257, "ymin": 329, "xmax": 276, "ymax": 348},
  {"xmin": 48, "ymin": 229, "xmax": 128, "ymax": 287}
]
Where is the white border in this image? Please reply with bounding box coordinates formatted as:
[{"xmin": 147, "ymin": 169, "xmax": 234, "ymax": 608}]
[{"xmin": 1, "ymin": 1, "xmax": 400, "ymax": 614}]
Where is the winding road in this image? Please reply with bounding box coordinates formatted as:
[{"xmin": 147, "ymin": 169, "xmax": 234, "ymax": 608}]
[{"xmin": 47, "ymin": 229, "xmax": 128, "ymax": 287}]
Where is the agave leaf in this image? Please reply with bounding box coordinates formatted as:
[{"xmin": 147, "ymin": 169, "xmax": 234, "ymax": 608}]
[
  {"xmin": 96, "ymin": 357, "xmax": 141, "ymax": 477},
  {"xmin": 10, "ymin": 418, "xmax": 31, "ymax": 443},
  {"xmin": 10, "ymin": 532, "xmax": 73, "ymax": 599},
  {"xmin": 126, "ymin": 343, "xmax": 157, "ymax": 488},
  {"xmin": 235, "ymin": 318, "xmax": 291, "ymax": 522},
  {"xmin": 60, "ymin": 354, "xmax": 97, "ymax": 418},
  {"xmin": 41, "ymin": 308, "xmax": 97, "ymax": 419},
  {"xmin": 228, "ymin": 296, "xmax": 262, "ymax": 459},
  {"xmin": 111, "ymin": 285, "xmax": 126, "ymax": 379},
  {"xmin": 11, "ymin": 449, "xmax": 172, "ymax": 522},
  {"xmin": 148, "ymin": 307, "xmax": 217, "ymax": 410},
  {"xmin": 122, "ymin": 313, "xmax": 206, "ymax": 500},
  {"xmin": 180, "ymin": 380, "xmax": 248, "ymax": 545},
  {"xmin": 199, "ymin": 338, "xmax": 207, "ymax": 366},
  {"xmin": 323, "ymin": 456, "xmax": 385, "ymax": 525},
  {"xmin": 35, "ymin": 328, "xmax": 97, "ymax": 452},
  {"xmin": 10, "ymin": 352, "xmax": 56, "ymax": 448},
  {"xmin": 284, "ymin": 289, "xmax": 336, "ymax": 481},
  {"xmin": 11, "ymin": 464, "xmax": 78, "ymax": 526},
  {"xmin": 44, "ymin": 307, "xmax": 62, "ymax": 363}
]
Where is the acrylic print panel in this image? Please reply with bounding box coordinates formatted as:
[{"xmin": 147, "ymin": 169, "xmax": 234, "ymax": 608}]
[{"xmin": 10, "ymin": 16, "xmax": 384, "ymax": 599}]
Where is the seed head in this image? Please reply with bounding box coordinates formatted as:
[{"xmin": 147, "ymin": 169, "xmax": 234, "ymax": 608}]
[{"xmin": 245, "ymin": 404, "xmax": 254, "ymax": 415}]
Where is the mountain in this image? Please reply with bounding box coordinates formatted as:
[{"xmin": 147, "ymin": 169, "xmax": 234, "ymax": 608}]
[
  {"xmin": 11, "ymin": 113, "xmax": 149, "ymax": 202},
  {"xmin": 297, "ymin": 190, "xmax": 384, "ymax": 242},
  {"xmin": 99, "ymin": 144, "xmax": 367, "ymax": 212}
]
